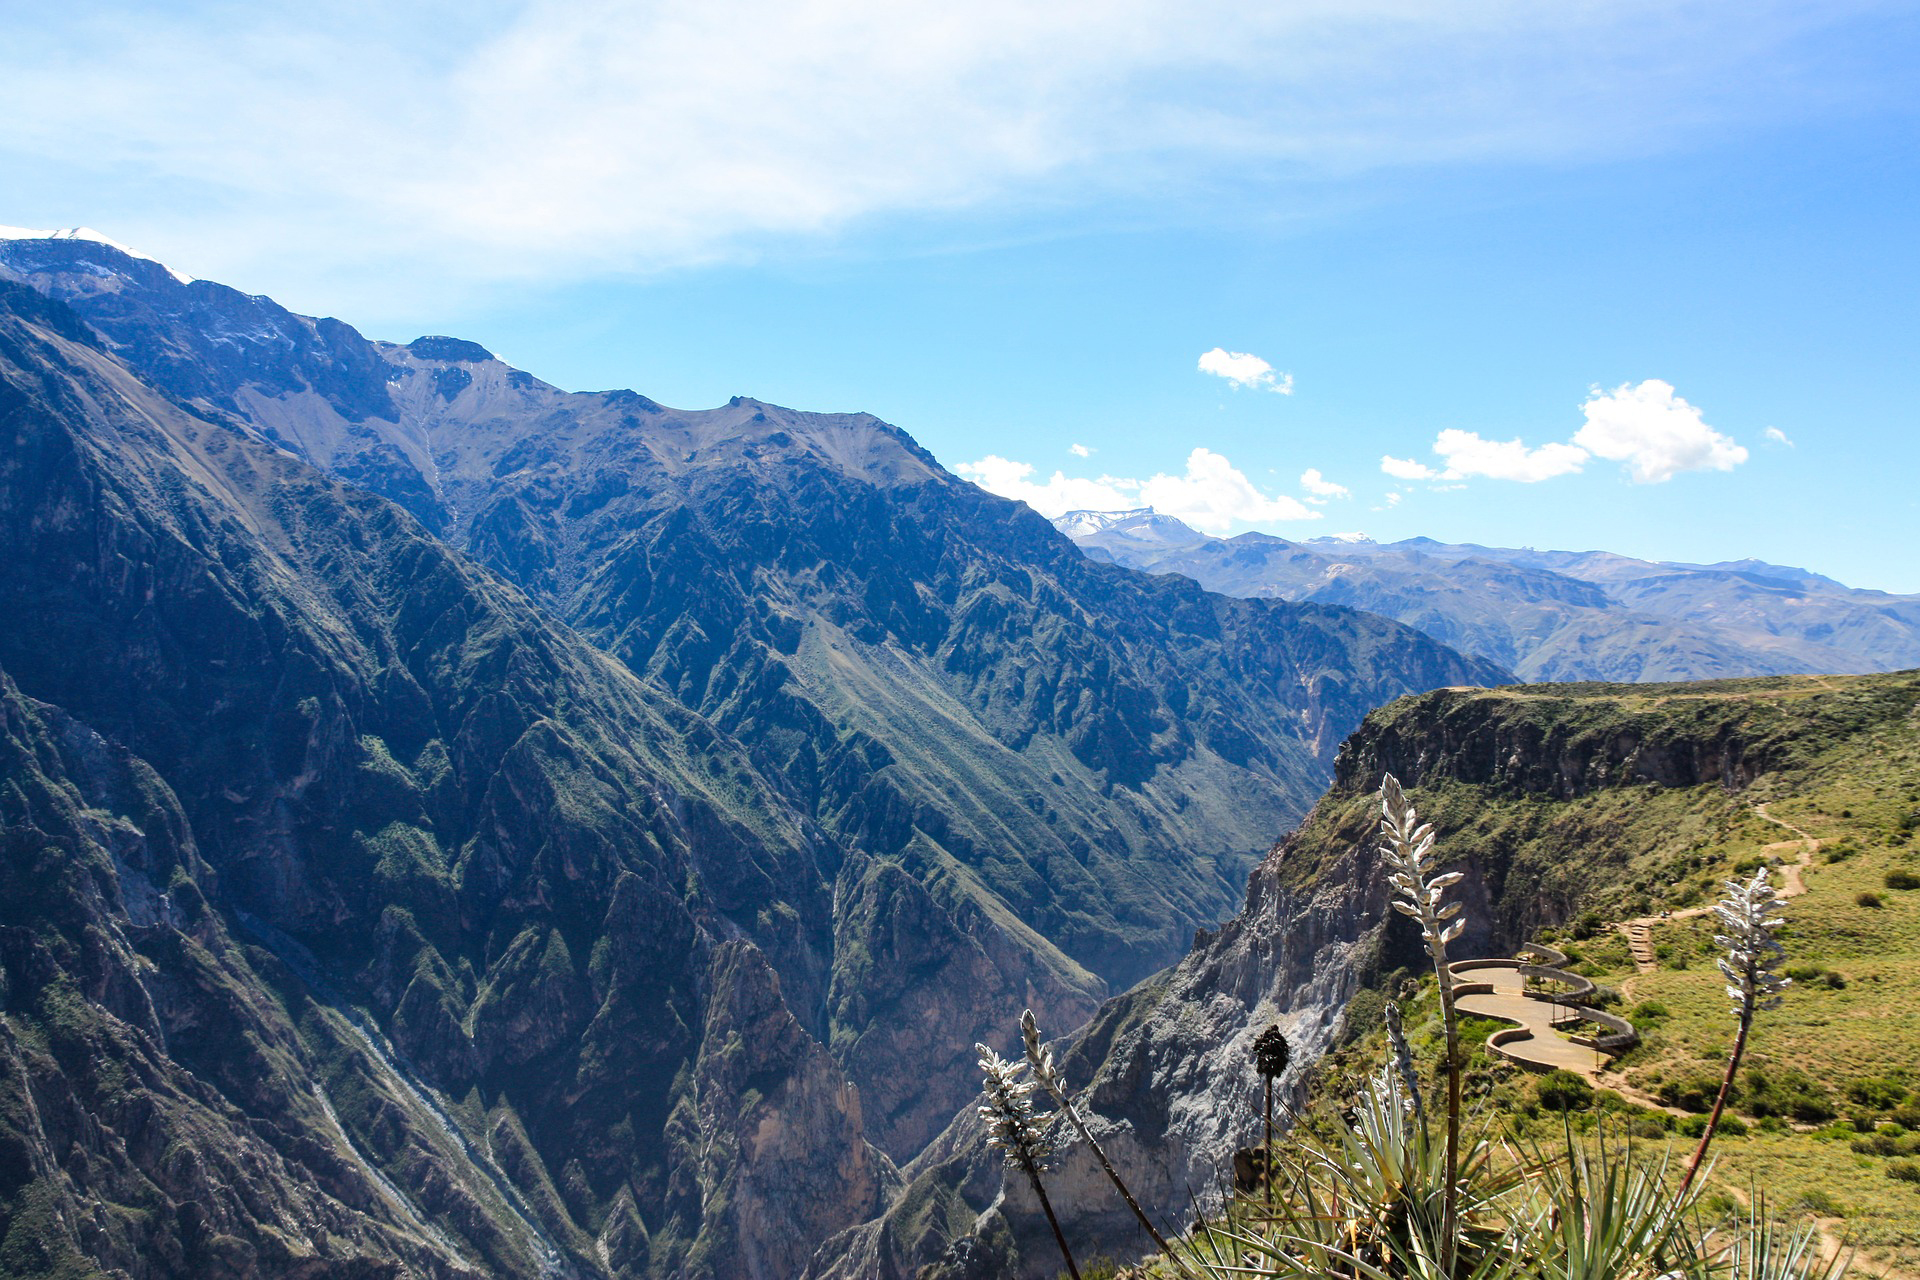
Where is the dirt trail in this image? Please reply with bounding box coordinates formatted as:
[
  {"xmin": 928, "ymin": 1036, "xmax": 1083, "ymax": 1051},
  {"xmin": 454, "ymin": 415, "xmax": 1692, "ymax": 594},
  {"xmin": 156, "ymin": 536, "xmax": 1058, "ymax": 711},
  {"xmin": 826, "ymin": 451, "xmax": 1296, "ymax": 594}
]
[{"xmin": 1615, "ymin": 803, "xmax": 1819, "ymax": 976}]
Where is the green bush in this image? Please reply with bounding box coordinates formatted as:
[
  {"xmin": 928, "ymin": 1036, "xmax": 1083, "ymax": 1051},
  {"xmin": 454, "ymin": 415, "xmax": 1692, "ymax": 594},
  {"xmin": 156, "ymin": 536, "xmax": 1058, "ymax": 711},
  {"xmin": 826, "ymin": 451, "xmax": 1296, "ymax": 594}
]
[
  {"xmin": 1675, "ymin": 1113, "xmax": 1748, "ymax": 1138},
  {"xmin": 1742, "ymin": 1066, "xmax": 1836, "ymax": 1123},
  {"xmin": 1795, "ymin": 1188, "xmax": 1845, "ymax": 1217},
  {"xmin": 1847, "ymin": 1077, "xmax": 1909, "ymax": 1110},
  {"xmin": 1856, "ymin": 891, "xmax": 1885, "ymax": 908},
  {"xmin": 1885, "ymin": 869, "xmax": 1920, "ymax": 890},
  {"xmin": 1534, "ymin": 1069, "xmax": 1594, "ymax": 1112},
  {"xmin": 1659, "ymin": 1072, "xmax": 1731, "ymax": 1113},
  {"xmin": 1888, "ymin": 1159, "xmax": 1920, "ymax": 1184}
]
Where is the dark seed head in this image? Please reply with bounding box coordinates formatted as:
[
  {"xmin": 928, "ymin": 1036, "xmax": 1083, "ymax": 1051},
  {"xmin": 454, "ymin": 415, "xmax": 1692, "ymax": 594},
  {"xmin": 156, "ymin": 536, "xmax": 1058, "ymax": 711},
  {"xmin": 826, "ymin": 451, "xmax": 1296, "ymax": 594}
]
[{"xmin": 1252, "ymin": 1024, "xmax": 1291, "ymax": 1078}]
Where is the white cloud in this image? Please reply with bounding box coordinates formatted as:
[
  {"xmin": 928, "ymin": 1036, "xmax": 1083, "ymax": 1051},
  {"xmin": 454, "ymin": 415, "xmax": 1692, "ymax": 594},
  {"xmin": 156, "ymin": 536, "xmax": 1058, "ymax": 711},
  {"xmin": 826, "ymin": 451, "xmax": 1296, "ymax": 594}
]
[
  {"xmin": 1139, "ymin": 448, "xmax": 1317, "ymax": 528},
  {"xmin": 1380, "ymin": 455, "xmax": 1439, "ymax": 481},
  {"xmin": 1380, "ymin": 379, "xmax": 1744, "ymax": 489},
  {"xmin": 958, "ymin": 445, "xmax": 1317, "ymax": 531},
  {"xmin": 1432, "ymin": 428, "xmax": 1589, "ymax": 483},
  {"xmin": 953, "ymin": 456, "xmax": 1136, "ymax": 514},
  {"xmin": 1763, "ymin": 426, "xmax": 1794, "ymax": 447},
  {"xmin": 0, "ymin": 3, "xmax": 1891, "ymax": 299},
  {"xmin": 1572, "ymin": 379, "xmax": 1747, "ymax": 483},
  {"xmin": 1198, "ymin": 348, "xmax": 1293, "ymax": 394},
  {"xmin": 1299, "ymin": 468, "xmax": 1349, "ymax": 502},
  {"xmin": 1069, "ymin": 442, "xmax": 1094, "ymax": 457}
]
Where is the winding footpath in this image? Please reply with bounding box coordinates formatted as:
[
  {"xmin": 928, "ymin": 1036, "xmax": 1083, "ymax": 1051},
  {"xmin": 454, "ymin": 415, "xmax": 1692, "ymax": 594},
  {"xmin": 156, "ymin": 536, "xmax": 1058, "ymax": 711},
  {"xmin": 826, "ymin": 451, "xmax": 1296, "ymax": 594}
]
[{"xmin": 1616, "ymin": 803, "xmax": 1819, "ymax": 977}]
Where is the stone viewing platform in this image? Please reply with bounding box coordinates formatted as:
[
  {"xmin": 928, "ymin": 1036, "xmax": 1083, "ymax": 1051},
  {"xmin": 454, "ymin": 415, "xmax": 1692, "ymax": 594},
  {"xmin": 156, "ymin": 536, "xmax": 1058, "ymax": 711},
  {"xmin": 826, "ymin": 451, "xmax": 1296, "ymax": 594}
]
[{"xmin": 1450, "ymin": 944, "xmax": 1637, "ymax": 1081}]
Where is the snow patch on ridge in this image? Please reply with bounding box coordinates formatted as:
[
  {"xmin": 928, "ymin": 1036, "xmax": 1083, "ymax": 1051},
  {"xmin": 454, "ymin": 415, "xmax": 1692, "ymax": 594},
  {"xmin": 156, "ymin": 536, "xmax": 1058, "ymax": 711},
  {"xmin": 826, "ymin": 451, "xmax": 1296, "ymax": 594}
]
[{"xmin": 0, "ymin": 225, "xmax": 196, "ymax": 284}]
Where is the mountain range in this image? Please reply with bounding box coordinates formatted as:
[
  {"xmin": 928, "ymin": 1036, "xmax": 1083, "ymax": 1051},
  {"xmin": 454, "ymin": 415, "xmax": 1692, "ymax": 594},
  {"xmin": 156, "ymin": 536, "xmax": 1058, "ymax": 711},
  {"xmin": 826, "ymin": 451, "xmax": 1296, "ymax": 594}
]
[
  {"xmin": 1057, "ymin": 508, "xmax": 1920, "ymax": 683},
  {"xmin": 0, "ymin": 231, "xmax": 1500, "ymax": 1278}
]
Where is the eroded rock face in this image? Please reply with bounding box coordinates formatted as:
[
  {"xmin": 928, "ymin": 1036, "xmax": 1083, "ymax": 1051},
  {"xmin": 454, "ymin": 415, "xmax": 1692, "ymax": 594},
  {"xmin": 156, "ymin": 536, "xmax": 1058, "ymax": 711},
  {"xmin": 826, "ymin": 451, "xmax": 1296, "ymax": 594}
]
[
  {"xmin": 2, "ymin": 238, "xmax": 1506, "ymax": 1169},
  {"xmin": 0, "ymin": 283, "xmax": 888, "ymax": 1277},
  {"xmin": 0, "ymin": 249, "xmax": 1504, "ymax": 1277}
]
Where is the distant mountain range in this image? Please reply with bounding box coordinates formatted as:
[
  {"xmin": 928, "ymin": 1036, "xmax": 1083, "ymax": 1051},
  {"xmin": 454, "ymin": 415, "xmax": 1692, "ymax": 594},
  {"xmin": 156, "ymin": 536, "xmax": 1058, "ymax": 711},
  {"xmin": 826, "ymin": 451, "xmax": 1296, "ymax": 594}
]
[
  {"xmin": 1056, "ymin": 508, "xmax": 1920, "ymax": 682},
  {"xmin": 0, "ymin": 231, "xmax": 1498, "ymax": 1278}
]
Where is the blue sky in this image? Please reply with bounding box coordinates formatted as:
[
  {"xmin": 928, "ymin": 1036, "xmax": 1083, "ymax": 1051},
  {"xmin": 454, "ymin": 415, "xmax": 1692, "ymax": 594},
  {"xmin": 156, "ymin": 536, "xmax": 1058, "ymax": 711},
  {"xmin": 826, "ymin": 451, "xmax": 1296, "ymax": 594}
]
[{"xmin": 5, "ymin": 1, "xmax": 1918, "ymax": 589}]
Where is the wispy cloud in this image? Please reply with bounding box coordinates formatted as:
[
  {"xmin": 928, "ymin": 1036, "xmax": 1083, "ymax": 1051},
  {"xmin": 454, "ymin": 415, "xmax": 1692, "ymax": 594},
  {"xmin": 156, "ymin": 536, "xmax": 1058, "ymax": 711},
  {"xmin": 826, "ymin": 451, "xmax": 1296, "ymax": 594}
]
[
  {"xmin": 1763, "ymin": 426, "xmax": 1794, "ymax": 447},
  {"xmin": 1199, "ymin": 347, "xmax": 1293, "ymax": 393},
  {"xmin": 1069, "ymin": 442, "xmax": 1094, "ymax": 457},
  {"xmin": 0, "ymin": 1, "xmax": 1895, "ymax": 291},
  {"xmin": 957, "ymin": 446, "xmax": 1318, "ymax": 531}
]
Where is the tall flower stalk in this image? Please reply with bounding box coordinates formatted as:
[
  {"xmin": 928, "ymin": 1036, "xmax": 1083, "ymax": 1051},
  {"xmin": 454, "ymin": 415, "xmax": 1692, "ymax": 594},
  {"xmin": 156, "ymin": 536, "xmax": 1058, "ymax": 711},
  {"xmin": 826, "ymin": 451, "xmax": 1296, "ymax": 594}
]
[
  {"xmin": 1020, "ymin": 1011, "xmax": 1189, "ymax": 1275},
  {"xmin": 1677, "ymin": 867, "xmax": 1791, "ymax": 1198},
  {"xmin": 1384, "ymin": 1000, "xmax": 1425, "ymax": 1126},
  {"xmin": 977, "ymin": 1042, "xmax": 1081, "ymax": 1280},
  {"xmin": 1375, "ymin": 772, "xmax": 1466, "ymax": 1270},
  {"xmin": 1252, "ymin": 1024, "xmax": 1292, "ymax": 1210}
]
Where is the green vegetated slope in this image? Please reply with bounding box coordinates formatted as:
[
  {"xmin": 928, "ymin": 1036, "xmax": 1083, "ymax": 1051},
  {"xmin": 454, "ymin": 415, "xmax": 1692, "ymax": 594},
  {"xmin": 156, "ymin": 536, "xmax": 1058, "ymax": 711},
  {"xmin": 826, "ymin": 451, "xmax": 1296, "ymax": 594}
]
[{"xmin": 1307, "ymin": 671, "xmax": 1920, "ymax": 1274}]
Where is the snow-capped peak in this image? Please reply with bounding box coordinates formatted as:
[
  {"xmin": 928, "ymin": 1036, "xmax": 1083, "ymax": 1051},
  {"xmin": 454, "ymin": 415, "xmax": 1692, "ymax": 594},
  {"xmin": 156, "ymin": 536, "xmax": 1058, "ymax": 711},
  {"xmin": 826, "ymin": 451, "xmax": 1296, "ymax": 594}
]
[
  {"xmin": 0, "ymin": 225, "xmax": 196, "ymax": 284},
  {"xmin": 1051, "ymin": 508, "xmax": 1208, "ymax": 546}
]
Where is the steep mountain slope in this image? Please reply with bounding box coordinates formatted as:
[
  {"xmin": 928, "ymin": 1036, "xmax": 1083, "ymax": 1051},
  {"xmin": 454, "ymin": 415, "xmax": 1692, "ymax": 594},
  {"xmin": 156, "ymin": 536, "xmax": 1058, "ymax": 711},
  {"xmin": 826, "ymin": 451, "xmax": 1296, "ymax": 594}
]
[
  {"xmin": 0, "ymin": 238, "xmax": 1507, "ymax": 1276},
  {"xmin": 824, "ymin": 669, "xmax": 1920, "ymax": 1279},
  {"xmin": 1060, "ymin": 510, "xmax": 1920, "ymax": 682},
  {"xmin": 0, "ymin": 279, "xmax": 894, "ymax": 1278},
  {"xmin": 0, "ymin": 235, "xmax": 1504, "ymax": 1162}
]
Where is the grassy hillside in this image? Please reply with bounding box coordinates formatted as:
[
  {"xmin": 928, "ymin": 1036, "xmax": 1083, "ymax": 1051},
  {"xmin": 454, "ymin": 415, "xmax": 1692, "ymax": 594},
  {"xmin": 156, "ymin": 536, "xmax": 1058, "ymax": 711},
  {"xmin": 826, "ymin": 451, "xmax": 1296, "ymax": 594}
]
[{"xmin": 1307, "ymin": 671, "xmax": 1920, "ymax": 1274}]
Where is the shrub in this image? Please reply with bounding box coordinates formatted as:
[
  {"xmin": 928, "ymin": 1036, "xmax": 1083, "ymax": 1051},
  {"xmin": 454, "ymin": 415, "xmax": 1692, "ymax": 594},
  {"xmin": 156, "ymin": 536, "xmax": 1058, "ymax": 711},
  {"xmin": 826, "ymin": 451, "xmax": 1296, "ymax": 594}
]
[
  {"xmin": 1677, "ymin": 1112, "xmax": 1747, "ymax": 1138},
  {"xmin": 1851, "ymin": 1129, "xmax": 1920, "ymax": 1157},
  {"xmin": 1856, "ymin": 891, "xmax": 1885, "ymax": 908},
  {"xmin": 1743, "ymin": 1066, "xmax": 1836, "ymax": 1123},
  {"xmin": 1888, "ymin": 1160, "xmax": 1920, "ymax": 1185},
  {"xmin": 1885, "ymin": 870, "xmax": 1920, "ymax": 890},
  {"xmin": 1627, "ymin": 1000, "xmax": 1672, "ymax": 1023},
  {"xmin": 1847, "ymin": 1077, "xmax": 1909, "ymax": 1110},
  {"xmin": 1534, "ymin": 1069, "xmax": 1594, "ymax": 1112},
  {"xmin": 1795, "ymin": 1188, "xmax": 1845, "ymax": 1217},
  {"xmin": 1659, "ymin": 1072, "xmax": 1731, "ymax": 1113}
]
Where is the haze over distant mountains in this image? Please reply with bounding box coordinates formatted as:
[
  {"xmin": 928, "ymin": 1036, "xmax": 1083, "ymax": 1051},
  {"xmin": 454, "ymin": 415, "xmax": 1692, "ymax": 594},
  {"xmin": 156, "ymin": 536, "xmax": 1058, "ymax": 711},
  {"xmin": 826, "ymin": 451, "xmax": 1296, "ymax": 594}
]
[
  {"xmin": 1057, "ymin": 508, "xmax": 1920, "ymax": 683},
  {"xmin": 0, "ymin": 230, "xmax": 1499, "ymax": 1278}
]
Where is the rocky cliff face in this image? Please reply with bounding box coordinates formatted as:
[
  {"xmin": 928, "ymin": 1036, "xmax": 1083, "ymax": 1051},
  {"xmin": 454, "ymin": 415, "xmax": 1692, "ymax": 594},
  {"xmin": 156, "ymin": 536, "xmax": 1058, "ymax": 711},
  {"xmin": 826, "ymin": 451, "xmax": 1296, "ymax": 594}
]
[
  {"xmin": 0, "ymin": 280, "xmax": 889, "ymax": 1277},
  {"xmin": 830, "ymin": 673, "xmax": 1920, "ymax": 1279},
  {"xmin": 1, "ymin": 237, "xmax": 1505, "ymax": 1168},
  {"xmin": 0, "ymin": 242, "xmax": 1506, "ymax": 1279}
]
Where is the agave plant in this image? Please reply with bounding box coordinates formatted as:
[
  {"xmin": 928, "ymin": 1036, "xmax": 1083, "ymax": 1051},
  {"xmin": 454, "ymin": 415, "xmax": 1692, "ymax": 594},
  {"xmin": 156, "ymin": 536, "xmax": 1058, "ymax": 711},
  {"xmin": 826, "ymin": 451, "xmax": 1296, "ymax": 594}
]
[
  {"xmin": 1376, "ymin": 772, "xmax": 1469, "ymax": 1266},
  {"xmin": 1519, "ymin": 1123, "xmax": 1694, "ymax": 1280},
  {"xmin": 1179, "ymin": 1067, "xmax": 1523, "ymax": 1280}
]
